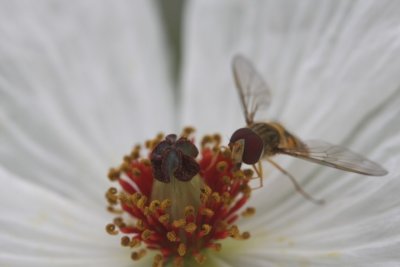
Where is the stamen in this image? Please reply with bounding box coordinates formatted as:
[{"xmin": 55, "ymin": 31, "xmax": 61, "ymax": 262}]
[
  {"xmin": 216, "ymin": 161, "xmax": 228, "ymax": 172},
  {"xmin": 184, "ymin": 223, "xmax": 197, "ymax": 233},
  {"xmin": 242, "ymin": 207, "xmax": 256, "ymax": 217},
  {"xmin": 153, "ymin": 254, "xmax": 164, "ymax": 267},
  {"xmin": 200, "ymin": 208, "xmax": 215, "ymax": 218},
  {"xmin": 172, "ymin": 219, "xmax": 186, "ymax": 228},
  {"xmin": 167, "ymin": 231, "xmax": 179, "ymax": 242},
  {"xmin": 121, "ymin": 236, "xmax": 130, "ymax": 246},
  {"xmin": 141, "ymin": 229, "xmax": 154, "ymax": 240},
  {"xmin": 199, "ymin": 224, "xmax": 211, "ymax": 237},
  {"xmin": 105, "ymin": 129, "xmax": 256, "ymax": 266},
  {"xmin": 131, "ymin": 249, "xmax": 147, "ymax": 260},
  {"xmin": 193, "ymin": 252, "xmax": 206, "ymax": 264},
  {"xmin": 177, "ymin": 243, "xmax": 186, "ymax": 257},
  {"xmin": 106, "ymin": 224, "xmax": 118, "ymax": 235}
]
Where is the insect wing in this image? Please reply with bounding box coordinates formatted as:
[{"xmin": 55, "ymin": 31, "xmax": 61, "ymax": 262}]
[
  {"xmin": 279, "ymin": 140, "xmax": 388, "ymax": 176},
  {"xmin": 232, "ymin": 55, "xmax": 271, "ymax": 125}
]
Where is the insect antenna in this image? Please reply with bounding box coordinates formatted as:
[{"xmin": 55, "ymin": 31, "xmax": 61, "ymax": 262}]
[{"xmin": 267, "ymin": 159, "xmax": 325, "ymax": 205}]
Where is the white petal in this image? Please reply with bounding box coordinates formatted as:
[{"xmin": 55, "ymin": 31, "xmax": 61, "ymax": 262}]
[
  {"xmin": 181, "ymin": 0, "xmax": 400, "ymax": 142},
  {"xmin": 0, "ymin": 0, "xmax": 174, "ymax": 207},
  {"xmin": 0, "ymin": 1, "xmax": 173, "ymax": 265},
  {"xmin": 0, "ymin": 167, "xmax": 156, "ymax": 267},
  {"xmin": 182, "ymin": 0, "xmax": 400, "ymax": 266}
]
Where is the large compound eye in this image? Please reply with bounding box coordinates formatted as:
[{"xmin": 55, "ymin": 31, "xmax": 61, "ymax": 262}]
[{"xmin": 229, "ymin": 128, "xmax": 263, "ymax": 165}]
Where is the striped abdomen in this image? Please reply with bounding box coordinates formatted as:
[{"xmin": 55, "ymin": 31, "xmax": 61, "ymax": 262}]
[{"xmin": 249, "ymin": 122, "xmax": 306, "ymax": 157}]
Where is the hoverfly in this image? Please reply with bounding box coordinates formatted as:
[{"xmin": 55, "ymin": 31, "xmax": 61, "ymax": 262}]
[{"xmin": 229, "ymin": 55, "xmax": 388, "ymax": 204}]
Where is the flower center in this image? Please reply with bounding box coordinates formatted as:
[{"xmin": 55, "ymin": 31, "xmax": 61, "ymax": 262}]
[{"xmin": 106, "ymin": 128, "xmax": 255, "ymax": 266}]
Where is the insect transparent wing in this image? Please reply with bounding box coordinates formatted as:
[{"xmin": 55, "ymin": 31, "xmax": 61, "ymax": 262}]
[
  {"xmin": 232, "ymin": 54, "xmax": 271, "ymax": 125},
  {"xmin": 279, "ymin": 140, "xmax": 388, "ymax": 176}
]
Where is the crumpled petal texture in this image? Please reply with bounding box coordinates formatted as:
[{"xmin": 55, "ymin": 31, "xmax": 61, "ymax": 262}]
[
  {"xmin": 182, "ymin": 0, "xmax": 400, "ymax": 266},
  {"xmin": 0, "ymin": 0, "xmax": 174, "ymax": 206}
]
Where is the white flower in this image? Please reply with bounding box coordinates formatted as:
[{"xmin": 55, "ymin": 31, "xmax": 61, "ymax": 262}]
[{"xmin": 1, "ymin": 1, "xmax": 400, "ymax": 267}]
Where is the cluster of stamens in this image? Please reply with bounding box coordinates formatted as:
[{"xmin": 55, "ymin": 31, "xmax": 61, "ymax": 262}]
[{"xmin": 106, "ymin": 128, "xmax": 255, "ymax": 267}]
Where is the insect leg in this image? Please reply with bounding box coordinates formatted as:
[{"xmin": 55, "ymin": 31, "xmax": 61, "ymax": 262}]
[
  {"xmin": 251, "ymin": 161, "xmax": 264, "ymax": 189},
  {"xmin": 267, "ymin": 159, "xmax": 325, "ymax": 205}
]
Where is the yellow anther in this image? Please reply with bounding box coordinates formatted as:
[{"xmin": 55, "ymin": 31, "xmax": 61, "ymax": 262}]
[
  {"xmin": 242, "ymin": 207, "xmax": 256, "ymax": 217},
  {"xmin": 108, "ymin": 168, "xmax": 120, "ymax": 181},
  {"xmin": 123, "ymin": 155, "xmax": 132, "ymax": 163},
  {"xmin": 201, "ymin": 135, "xmax": 212, "ymax": 146},
  {"xmin": 130, "ymin": 150, "xmax": 140, "ymax": 160},
  {"xmin": 145, "ymin": 140, "xmax": 152, "ymax": 149},
  {"xmin": 216, "ymin": 161, "xmax": 228, "ymax": 172},
  {"xmin": 121, "ymin": 236, "xmax": 130, "ymax": 246},
  {"xmin": 229, "ymin": 225, "xmax": 239, "ymax": 237},
  {"xmin": 141, "ymin": 229, "xmax": 153, "ymax": 240},
  {"xmin": 136, "ymin": 195, "xmax": 148, "ymax": 209},
  {"xmin": 132, "ymin": 167, "xmax": 141, "ymax": 176},
  {"xmin": 181, "ymin": 126, "xmax": 195, "ymax": 137},
  {"xmin": 212, "ymin": 133, "xmax": 221, "ymax": 144},
  {"xmin": 136, "ymin": 220, "xmax": 145, "ymax": 231},
  {"xmin": 106, "ymin": 187, "xmax": 118, "ymax": 204},
  {"xmin": 158, "ymin": 214, "xmax": 170, "ymax": 224},
  {"xmin": 130, "ymin": 238, "xmax": 141, "ymax": 248},
  {"xmin": 201, "ymin": 185, "xmax": 212, "ymax": 195},
  {"xmin": 184, "ymin": 223, "xmax": 197, "ymax": 233},
  {"xmin": 149, "ymin": 200, "xmax": 161, "ymax": 212},
  {"xmin": 201, "ymin": 208, "xmax": 214, "ymax": 218},
  {"xmin": 131, "ymin": 249, "xmax": 147, "ymax": 261},
  {"xmin": 242, "ymin": 168, "xmax": 254, "ymax": 178},
  {"xmin": 105, "ymin": 224, "xmax": 118, "ymax": 235},
  {"xmin": 107, "ymin": 206, "xmax": 123, "ymax": 214},
  {"xmin": 161, "ymin": 199, "xmax": 172, "ymax": 210},
  {"xmin": 156, "ymin": 132, "xmax": 164, "ymax": 141},
  {"xmin": 241, "ymin": 231, "xmax": 250, "ymax": 240},
  {"xmin": 113, "ymin": 217, "xmax": 125, "ymax": 227},
  {"xmin": 120, "ymin": 162, "xmax": 131, "ymax": 172},
  {"xmin": 130, "ymin": 193, "xmax": 141, "ymax": 204},
  {"xmin": 184, "ymin": 206, "xmax": 195, "ymax": 217},
  {"xmin": 177, "ymin": 243, "xmax": 186, "ymax": 257},
  {"xmin": 201, "ymin": 224, "xmax": 212, "ymax": 235},
  {"xmin": 200, "ymin": 193, "xmax": 208, "ymax": 203},
  {"xmin": 143, "ymin": 207, "xmax": 151, "ymax": 216},
  {"xmin": 211, "ymin": 192, "xmax": 221, "ymax": 202},
  {"xmin": 167, "ymin": 231, "xmax": 179, "ymax": 242},
  {"xmin": 233, "ymin": 170, "xmax": 245, "ymax": 179},
  {"xmin": 194, "ymin": 253, "xmax": 206, "ymax": 264},
  {"xmin": 153, "ymin": 254, "xmax": 164, "ymax": 267},
  {"xmin": 141, "ymin": 158, "xmax": 151, "ymax": 166},
  {"xmin": 118, "ymin": 192, "xmax": 129, "ymax": 204},
  {"xmin": 107, "ymin": 187, "xmax": 118, "ymax": 195},
  {"xmin": 172, "ymin": 219, "xmax": 186, "ymax": 228}
]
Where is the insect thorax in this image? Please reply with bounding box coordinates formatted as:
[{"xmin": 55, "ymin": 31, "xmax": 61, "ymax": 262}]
[{"xmin": 249, "ymin": 123, "xmax": 280, "ymax": 156}]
